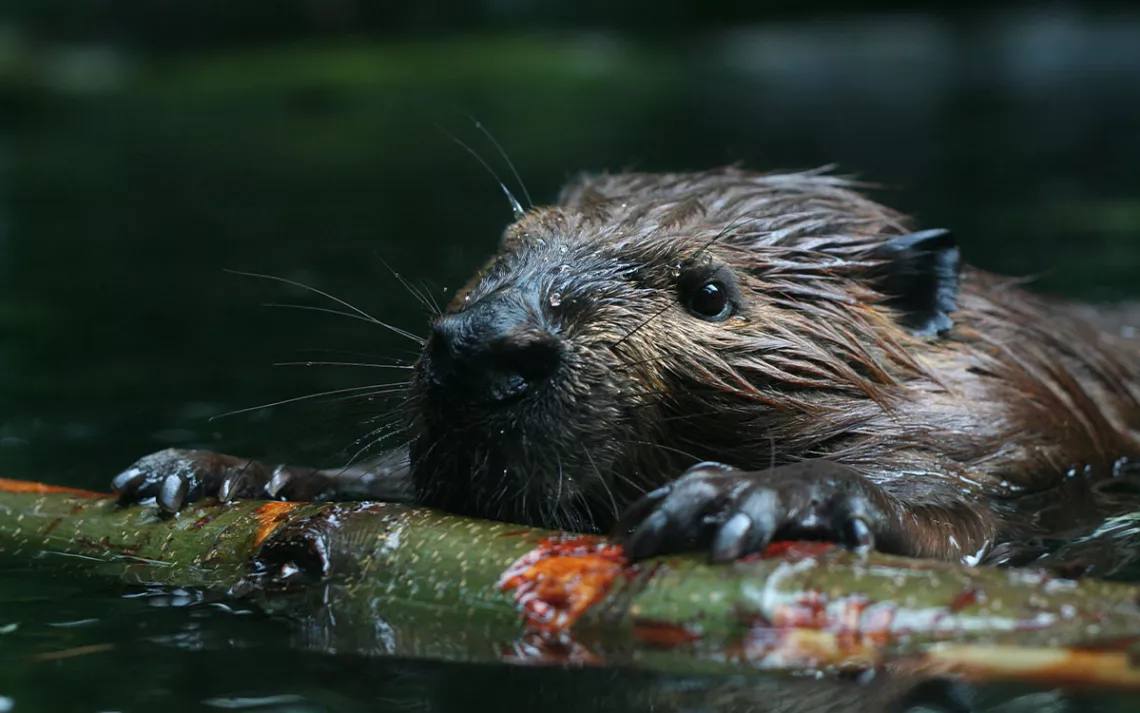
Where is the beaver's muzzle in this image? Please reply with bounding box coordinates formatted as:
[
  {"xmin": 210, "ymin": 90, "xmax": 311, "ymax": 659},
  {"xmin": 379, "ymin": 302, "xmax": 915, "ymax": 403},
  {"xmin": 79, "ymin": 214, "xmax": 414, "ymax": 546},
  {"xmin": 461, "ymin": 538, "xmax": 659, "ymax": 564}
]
[{"xmin": 420, "ymin": 290, "xmax": 564, "ymax": 407}]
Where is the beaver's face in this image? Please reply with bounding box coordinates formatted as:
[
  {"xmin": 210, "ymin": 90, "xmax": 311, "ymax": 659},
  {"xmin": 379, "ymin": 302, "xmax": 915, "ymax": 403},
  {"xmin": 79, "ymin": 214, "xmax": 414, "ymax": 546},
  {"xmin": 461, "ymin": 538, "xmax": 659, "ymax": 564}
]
[
  {"xmin": 405, "ymin": 175, "xmax": 959, "ymax": 532},
  {"xmin": 407, "ymin": 222, "xmax": 760, "ymax": 531}
]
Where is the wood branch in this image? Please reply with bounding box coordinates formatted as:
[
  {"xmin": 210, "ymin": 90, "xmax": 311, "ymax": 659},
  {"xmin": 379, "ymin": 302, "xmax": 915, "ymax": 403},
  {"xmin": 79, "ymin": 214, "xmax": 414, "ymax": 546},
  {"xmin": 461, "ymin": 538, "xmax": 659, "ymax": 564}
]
[{"xmin": 2, "ymin": 477, "xmax": 1140, "ymax": 691}]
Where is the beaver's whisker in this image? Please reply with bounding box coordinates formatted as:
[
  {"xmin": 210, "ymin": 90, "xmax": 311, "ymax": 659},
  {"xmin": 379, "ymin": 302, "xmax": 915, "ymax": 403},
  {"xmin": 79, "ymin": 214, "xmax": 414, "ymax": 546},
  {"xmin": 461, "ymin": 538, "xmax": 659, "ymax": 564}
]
[
  {"xmin": 492, "ymin": 477, "xmax": 515, "ymax": 524},
  {"xmin": 435, "ymin": 123, "xmax": 525, "ymax": 220},
  {"xmin": 356, "ymin": 401, "xmax": 414, "ymax": 428},
  {"xmin": 560, "ymin": 500, "xmax": 575, "ymax": 532},
  {"xmin": 412, "ymin": 435, "xmax": 444, "ymax": 478},
  {"xmin": 227, "ymin": 269, "xmax": 425, "ymax": 345},
  {"xmin": 555, "ymin": 490, "xmax": 580, "ymax": 532},
  {"xmin": 610, "ymin": 302, "xmax": 673, "ymax": 350},
  {"xmin": 341, "ymin": 426, "xmax": 410, "ymax": 470},
  {"xmin": 582, "ymin": 447, "xmax": 620, "ymax": 522},
  {"xmin": 539, "ymin": 454, "xmax": 562, "ymax": 528},
  {"xmin": 209, "ymin": 383, "xmax": 410, "ymax": 421},
  {"xmin": 496, "ymin": 480, "xmax": 510, "ymax": 522},
  {"xmin": 279, "ymin": 397, "xmax": 410, "ymax": 446},
  {"xmin": 555, "ymin": 454, "xmax": 565, "ymax": 508},
  {"xmin": 344, "ymin": 414, "xmax": 409, "ymax": 449},
  {"xmin": 420, "ymin": 279, "xmax": 443, "ymax": 316},
  {"xmin": 289, "ymin": 347, "xmax": 413, "ymax": 366},
  {"xmin": 626, "ymin": 439, "xmax": 702, "ymax": 464},
  {"xmin": 273, "ymin": 360, "xmax": 414, "ymax": 370},
  {"xmin": 610, "ymin": 353, "xmax": 672, "ymax": 371},
  {"xmin": 263, "ymin": 303, "xmax": 381, "ymax": 325},
  {"xmin": 296, "ymin": 403, "xmax": 409, "ymax": 450},
  {"xmin": 578, "ymin": 493, "xmax": 598, "ymax": 532},
  {"xmin": 372, "ymin": 254, "xmax": 442, "ymax": 317},
  {"xmin": 469, "ymin": 116, "xmax": 534, "ymax": 210},
  {"xmin": 343, "ymin": 431, "xmax": 405, "ymax": 466},
  {"xmin": 318, "ymin": 385, "xmax": 411, "ymax": 404},
  {"xmin": 610, "ymin": 469, "xmax": 652, "ymax": 499},
  {"xmin": 262, "ymin": 303, "xmax": 425, "ymax": 345},
  {"xmin": 472, "ymin": 448, "xmax": 493, "ymax": 514}
]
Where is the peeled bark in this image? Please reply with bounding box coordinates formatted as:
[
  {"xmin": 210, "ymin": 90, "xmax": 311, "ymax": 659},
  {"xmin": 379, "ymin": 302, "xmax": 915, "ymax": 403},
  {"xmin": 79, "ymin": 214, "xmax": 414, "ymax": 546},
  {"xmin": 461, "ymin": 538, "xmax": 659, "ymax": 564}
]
[{"xmin": 2, "ymin": 477, "xmax": 1140, "ymax": 691}]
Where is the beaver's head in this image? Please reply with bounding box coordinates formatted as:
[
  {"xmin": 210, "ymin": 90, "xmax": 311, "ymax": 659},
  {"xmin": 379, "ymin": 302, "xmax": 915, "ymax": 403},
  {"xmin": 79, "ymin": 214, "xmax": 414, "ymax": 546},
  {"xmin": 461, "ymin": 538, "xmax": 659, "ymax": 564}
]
[{"xmin": 407, "ymin": 168, "xmax": 960, "ymax": 531}]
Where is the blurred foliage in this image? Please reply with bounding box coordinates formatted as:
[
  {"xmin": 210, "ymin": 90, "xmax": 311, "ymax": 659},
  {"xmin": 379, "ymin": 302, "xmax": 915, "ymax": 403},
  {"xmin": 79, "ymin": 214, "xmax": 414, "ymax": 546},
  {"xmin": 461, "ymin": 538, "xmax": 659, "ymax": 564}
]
[{"xmin": 3, "ymin": 0, "xmax": 1110, "ymax": 48}]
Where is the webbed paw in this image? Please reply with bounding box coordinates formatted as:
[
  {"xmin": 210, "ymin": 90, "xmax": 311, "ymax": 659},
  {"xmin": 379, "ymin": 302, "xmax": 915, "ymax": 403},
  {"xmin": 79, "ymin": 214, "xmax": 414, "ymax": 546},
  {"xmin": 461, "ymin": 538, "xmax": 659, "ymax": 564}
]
[
  {"xmin": 111, "ymin": 448, "xmax": 274, "ymax": 513},
  {"xmin": 614, "ymin": 460, "xmax": 891, "ymax": 562}
]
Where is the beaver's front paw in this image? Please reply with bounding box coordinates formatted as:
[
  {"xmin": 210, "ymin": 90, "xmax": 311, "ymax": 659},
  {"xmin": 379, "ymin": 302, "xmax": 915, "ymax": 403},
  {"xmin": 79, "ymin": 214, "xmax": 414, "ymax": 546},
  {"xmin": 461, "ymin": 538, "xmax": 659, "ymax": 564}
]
[
  {"xmin": 614, "ymin": 460, "xmax": 892, "ymax": 562},
  {"xmin": 111, "ymin": 448, "xmax": 273, "ymax": 513}
]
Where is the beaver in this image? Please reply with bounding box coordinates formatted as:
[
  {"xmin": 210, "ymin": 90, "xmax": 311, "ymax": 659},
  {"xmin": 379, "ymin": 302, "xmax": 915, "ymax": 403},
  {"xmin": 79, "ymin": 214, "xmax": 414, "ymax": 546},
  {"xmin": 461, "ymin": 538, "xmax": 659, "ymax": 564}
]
[{"xmin": 111, "ymin": 167, "xmax": 1140, "ymax": 564}]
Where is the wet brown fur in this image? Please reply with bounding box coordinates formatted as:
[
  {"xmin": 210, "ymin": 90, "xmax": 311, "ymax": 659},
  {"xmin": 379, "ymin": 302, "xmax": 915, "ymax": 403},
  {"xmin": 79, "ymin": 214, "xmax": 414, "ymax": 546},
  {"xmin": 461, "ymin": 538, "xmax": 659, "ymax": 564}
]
[{"xmin": 412, "ymin": 166, "xmax": 1140, "ymax": 560}]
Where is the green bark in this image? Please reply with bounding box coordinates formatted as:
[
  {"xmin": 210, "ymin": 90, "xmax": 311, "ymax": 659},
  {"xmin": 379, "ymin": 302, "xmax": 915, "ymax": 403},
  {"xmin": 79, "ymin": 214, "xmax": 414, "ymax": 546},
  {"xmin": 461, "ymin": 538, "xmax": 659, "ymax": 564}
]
[{"xmin": 2, "ymin": 478, "xmax": 1140, "ymax": 690}]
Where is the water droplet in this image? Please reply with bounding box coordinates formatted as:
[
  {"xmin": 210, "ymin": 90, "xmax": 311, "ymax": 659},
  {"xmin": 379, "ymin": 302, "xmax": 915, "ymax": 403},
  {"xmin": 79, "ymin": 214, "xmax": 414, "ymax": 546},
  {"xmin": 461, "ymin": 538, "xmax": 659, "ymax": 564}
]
[
  {"xmin": 1113, "ymin": 457, "xmax": 1132, "ymax": 478},
  {"xmin": 549, "ymin": 292, "xmax": 562, "ymax": 308}
]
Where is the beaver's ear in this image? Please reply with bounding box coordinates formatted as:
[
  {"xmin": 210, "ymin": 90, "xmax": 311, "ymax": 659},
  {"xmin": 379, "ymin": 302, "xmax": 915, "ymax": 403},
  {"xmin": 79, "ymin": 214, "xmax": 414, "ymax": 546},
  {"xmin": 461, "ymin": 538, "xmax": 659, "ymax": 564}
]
[{"xmin": 871, "ymin": 229, "xmax": 960, "ymax": 337}]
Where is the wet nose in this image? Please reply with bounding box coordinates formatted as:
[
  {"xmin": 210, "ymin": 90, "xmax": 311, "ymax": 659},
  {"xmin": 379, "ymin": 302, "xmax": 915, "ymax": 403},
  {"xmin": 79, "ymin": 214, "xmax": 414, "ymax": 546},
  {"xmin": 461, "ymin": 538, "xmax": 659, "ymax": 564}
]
[{"xmin": 426, "ymin": 294, "xmax": 562, "ymax": 403}]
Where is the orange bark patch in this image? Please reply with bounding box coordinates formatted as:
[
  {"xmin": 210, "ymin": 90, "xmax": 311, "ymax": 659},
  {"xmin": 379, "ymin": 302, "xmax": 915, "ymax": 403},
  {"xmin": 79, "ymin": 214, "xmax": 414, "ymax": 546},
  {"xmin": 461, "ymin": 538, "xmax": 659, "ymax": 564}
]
[
  {"xmin": 744, "ymin": 540, "xmax": 837, "ymax": 562},
  {"xmin": 738, "ymin": 627, "xmax": 879, "ymax": 671},
  {"xmin": 33, "ymin": 642, "xmax": 116, "ymax": 661},
  {"xmin": 948, "ymin": 587, "xmax": 979, "ymax": 612},
  {"xmin": 0, "ymin": 478, "xmax": 106, "ymax": 498},
  {"xmin": 251, "ymin": 501, "xmax": 303, "ymax": 548},
  {"xmin": 501, "ymin": 633, "xmax": 604, "ymax": 665},
  {"xmin": 919, "ymin": 644, "xmax": 1140, "ymax": 690},
  {"xmin": 499, "ymin": 535, "xmax": 628, "ymax": 634},
  {"xmin": 760, "ymin": 592, "xmax": 902, "ymax": 655},
  {"xmin": 631, "ymin": 619, "xmax": 703, "ymax": 648}
]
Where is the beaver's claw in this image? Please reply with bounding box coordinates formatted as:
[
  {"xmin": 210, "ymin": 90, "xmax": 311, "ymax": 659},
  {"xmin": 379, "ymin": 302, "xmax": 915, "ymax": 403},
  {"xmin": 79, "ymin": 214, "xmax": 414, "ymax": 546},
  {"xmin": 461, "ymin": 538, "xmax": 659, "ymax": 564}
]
[
  {"xmin": 112, "ymin": 448, "xmax": 275, "ymax": 513},
  {"xmin": 613, "ymin": 460, "xmax": 888, "ymax": 562}
]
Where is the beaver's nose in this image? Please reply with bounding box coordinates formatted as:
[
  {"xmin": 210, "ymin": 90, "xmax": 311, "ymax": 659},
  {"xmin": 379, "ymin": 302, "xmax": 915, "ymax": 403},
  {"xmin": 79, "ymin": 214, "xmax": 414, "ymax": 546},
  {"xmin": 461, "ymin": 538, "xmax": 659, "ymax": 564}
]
[{"xmin": 426, "ymin": 293, "xmax": 562, "ymax": 403}]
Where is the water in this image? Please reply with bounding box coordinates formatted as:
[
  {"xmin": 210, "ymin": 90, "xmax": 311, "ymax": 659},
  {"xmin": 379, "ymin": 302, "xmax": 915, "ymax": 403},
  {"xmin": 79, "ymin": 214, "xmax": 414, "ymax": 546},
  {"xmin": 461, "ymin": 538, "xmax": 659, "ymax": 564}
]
[{"xmin": 3, "ymin": 6, "xmax": 1140, "ymax": 712}]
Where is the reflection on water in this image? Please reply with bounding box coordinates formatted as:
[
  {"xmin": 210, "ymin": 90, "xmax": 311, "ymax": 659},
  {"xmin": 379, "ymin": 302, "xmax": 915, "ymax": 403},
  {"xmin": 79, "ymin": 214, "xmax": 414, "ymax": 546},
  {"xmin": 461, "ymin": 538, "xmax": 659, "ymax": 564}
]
[
  {"xmin": 2, "ymin": 5, "xmax": 1140, "ymax": 712},
  {"xmin": 3, "ymin": 565, "xmax": 1137, "ymax": 713}
]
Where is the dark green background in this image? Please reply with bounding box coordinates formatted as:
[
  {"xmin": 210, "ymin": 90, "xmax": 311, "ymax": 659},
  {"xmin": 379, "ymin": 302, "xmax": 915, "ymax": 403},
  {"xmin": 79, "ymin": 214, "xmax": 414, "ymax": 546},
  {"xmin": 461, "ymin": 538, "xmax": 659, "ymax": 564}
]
[{"xmin": 1, "ymin": 2, "xmax": 1139, "ymax": 711}]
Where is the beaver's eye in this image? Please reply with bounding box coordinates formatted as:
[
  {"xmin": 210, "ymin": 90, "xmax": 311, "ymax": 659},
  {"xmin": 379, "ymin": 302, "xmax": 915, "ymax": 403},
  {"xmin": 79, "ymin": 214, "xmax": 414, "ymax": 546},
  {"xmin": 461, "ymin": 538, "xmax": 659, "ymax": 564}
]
[
  {"xmin": 677, "ymin": 262, "xmax": 739, "ymax": 321},
  {"xmin": 686, "ymin": 280, "xmax": 731, "ymax": 321}
]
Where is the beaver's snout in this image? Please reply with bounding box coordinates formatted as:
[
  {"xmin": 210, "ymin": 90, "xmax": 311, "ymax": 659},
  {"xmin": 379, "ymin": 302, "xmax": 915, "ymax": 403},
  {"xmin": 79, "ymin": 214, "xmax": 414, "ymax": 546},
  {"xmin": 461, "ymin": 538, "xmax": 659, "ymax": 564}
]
[{"xmin": 422, "ymin": 291, "xmax": 564, "ymax": 406}]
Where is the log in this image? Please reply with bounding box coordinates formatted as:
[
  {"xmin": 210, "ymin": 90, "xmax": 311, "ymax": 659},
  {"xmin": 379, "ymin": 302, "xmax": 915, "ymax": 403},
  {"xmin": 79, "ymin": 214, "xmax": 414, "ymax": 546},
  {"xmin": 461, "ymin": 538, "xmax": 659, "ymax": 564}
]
[{"xmin": 2, "ymin": 477, "xmax": 1140, "ymax": 691}]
